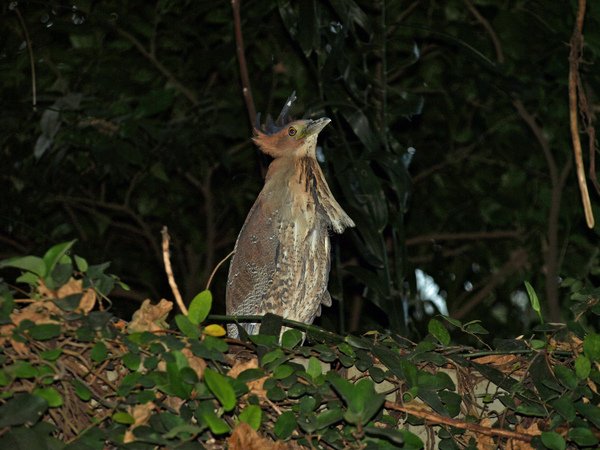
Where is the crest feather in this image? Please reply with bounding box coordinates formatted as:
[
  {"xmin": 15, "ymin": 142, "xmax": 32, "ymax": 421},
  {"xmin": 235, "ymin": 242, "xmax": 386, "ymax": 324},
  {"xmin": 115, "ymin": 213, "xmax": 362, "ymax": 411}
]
[{"xmin": 256, "ymin": 91, "xmax": 297, "ymax": 136}]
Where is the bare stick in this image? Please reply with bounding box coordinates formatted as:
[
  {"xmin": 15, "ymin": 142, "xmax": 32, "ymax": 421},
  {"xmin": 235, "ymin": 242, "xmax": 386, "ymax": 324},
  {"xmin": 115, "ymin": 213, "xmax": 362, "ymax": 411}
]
[
  {"xmin": 161, "ymin": 226, "xmax": 188, "ymax": 315},
  {"xmin": 206, "ymin": 250, "xmax": 235, "ymax": 291},
  {"xmin": 569, "ymin": 0, "xmax": 594, "ymax": 228},
  {"xmin": 13, "ymin": 6, "xmax": 37, "ymax": 110},
  {"xmin": 464, "ymin": 0, "xmax": 504, "ymax": 64},
  {"xmin": 231, "ymin": 0, "xmax": 257, "ymax": 125},
  {"xmin": 405, "ymin": 229, "xmax": 521, "ymax": 246},
  {"xmin": 384, "ymin": 401, "xmax": 534, "ymax": 442}
]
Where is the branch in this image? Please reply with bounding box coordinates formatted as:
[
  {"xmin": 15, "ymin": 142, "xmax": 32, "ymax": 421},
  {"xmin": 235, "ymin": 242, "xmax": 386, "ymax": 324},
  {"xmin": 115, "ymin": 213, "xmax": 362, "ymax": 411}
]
[
  {"xmin": 463, "ymin": 0, "xmax": 504, "ymax": 64},
  {"xmin": 161, "ymin": 227, "xmax": 187, "ymax": 315},
  {"xmin": 405, "ymin": 229, "xmax": 521, "ymax": 247},
  {"xmin": 452, "ymin": 248, "xmax": 529, "ymax": 320},
  {"xmin": 568, "ymin": 0, "xmax": 594, "ymax": 228},
  {"xmin": 13, "ymin": 6, "xmax": 36, "ymax": 110},
  {"xmin": 112, "ymin": 26, "xmax": 199, "ymax": 106},
  {"xmin": 205, "ymin": 250, "xmax": 235, "ymax": 291},
  {"xmin": 231, "ymin": 0, "xmax": 257, "ymax": 126},
  {"xmin": 513, "ymin": 99, "xmax": 558, "ymax": 183},
  {"xmin": 384, "ymin": 401, "xmax": 534, "ymax": 442},
  {"xmin": 53, "ymin": 196, "xmax": 162, "ymax": 262}
]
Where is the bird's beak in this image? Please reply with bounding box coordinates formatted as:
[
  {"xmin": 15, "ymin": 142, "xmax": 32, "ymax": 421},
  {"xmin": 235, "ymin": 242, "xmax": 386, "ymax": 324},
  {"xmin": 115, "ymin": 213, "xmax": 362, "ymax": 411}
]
[{"xmin": 306, "ymin": 117, "xmax": 331, "ymax": 136}]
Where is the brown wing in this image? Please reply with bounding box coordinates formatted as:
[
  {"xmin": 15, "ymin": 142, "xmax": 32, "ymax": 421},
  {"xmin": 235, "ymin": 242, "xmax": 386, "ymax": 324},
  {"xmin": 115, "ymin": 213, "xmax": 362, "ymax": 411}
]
[{"xmin": 226, "ymin": 190, "xmax": 280, "ymax": 332}]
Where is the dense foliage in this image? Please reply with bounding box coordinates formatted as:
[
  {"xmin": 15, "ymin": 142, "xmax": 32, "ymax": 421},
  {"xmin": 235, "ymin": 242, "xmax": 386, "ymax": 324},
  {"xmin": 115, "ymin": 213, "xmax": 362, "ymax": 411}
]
[
  {"xmin": 2, "ymin": 1, "xmax": 600, "ymax": 339},
  {"xmin": 1, "ymin": 243, "xmax": 600, "ymax": 449}
]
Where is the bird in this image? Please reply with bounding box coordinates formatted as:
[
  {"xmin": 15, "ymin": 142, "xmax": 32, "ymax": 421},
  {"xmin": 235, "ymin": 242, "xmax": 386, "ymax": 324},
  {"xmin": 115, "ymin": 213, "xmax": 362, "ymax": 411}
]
[{"xmin": 226, "ymin": 92, "xmax": 355, "ymax": 338}]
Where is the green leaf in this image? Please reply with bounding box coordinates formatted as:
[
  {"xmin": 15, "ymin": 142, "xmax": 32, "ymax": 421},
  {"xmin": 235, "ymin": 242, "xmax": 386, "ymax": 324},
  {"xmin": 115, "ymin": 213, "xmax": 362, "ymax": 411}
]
[
  {"xmin": 338, "ymin": 342, "xmax": 356, "ymax": 357},
  {"xmin": 428, "ymin": 318, "xmax": 450, "ymax": 345},
  {"xmin": 274, "ymin": 411, "xmax": 297, "ymax": 439},
  {"xmin": 112, "ymin": 412, "xmax": 135, "ymax": 424},
  {"xmin": 175, "ymin": 314, "xmax": 201, "ymax": 339},
  {"xmin": 515, "ymin": 403, "xmax": 546, "ymax": 417},
  {"xmin": 306, "ymin": 357, "xmax": 322, "ymax": 380},
  {"xmin": 197, "ymin": 402, "xmax": 230, "ymax": 434},
  {"xmin": 261, "ymin": 348, "xmax": 284, "ymax": 365},
  {"xmin": 204, "ymin": 368, "xmax": 236, "ymax": 411},
  {"xmin": 569, "ymin": 427, "xmax": 598, "ymax": 446},
  {"xmin": 364, "ymin": 426, "xmax": 405, "ymax": 445},
  {"xmin": 574, "ymin": 355, "xmax": 591, "ymax": 379},
  {"xmin": 273, "ymin": 364, "xmax": 294, "ymax": 379},
  {"xmin": 464, "ymin": 322, "xmax": 489, "ymax": 335},
  {"xmin": 0, "ymin": 256, "xmax": 46, "ymax": 277},
  {"xmin": 583, "ymin": 332, "xmax": 600, "ymax": 362},
  {"xmin": 554, "ymin": 365, "xmax": 577, "ymax": 390},
  {"xmin": 281, "ymin": 329, "xmax": 303, "ymax": 349},
  {"xmin": 90, "ymin": 341, "xmax": 108, "ymax": 363},
  {"xmin": 40, "ymin": 348, "xmax": 62, "ymax": 361},
  {"xmin": 0, "ymin": 370, "xmax": 9, "ymax": 387},
  {"xmin": 188, "ymin": 290, "xmax": 212, "ymax": 325},
  {"xmin": 352, "ymin": 378, "xmax": 385, "ymax": 423},
  {"xmin": 239, "ymin": 404, "xmax": 262, "ymax": 430},
  {"xmin": 315, "ymin": 408, "xmax": 344, "ymax": 429},
  {"xmin": 0, "ymin": 394, "xmax": 48, "ymax": 427},
  {"xmin": 74, "ymin": 255, "xmax": 88, "ymax": 272},
  {"xmin": 43, "ymin": 240, "xmax": 76, "ymax": 276},
  {"xmin": 33, "ymin": 387, "xmax": 63, "ymax": 407},
  {"xmin": 13, "ymin": 361, "xmax": 38, "ymax": 378},
  {"xmin": 29, "ymin": 324, "xmax": 61, "ymax": 341},
  {"xmin": 122, "ymin": 352, "xmax": 141, "ymax": 371},
  {"xmin": 551, "ymin": 397, "xmax": 575, "ymax": 422},
  {"xmin": 72, "ymin": 379, "xmax": 92, "ymax": 401},
  {"xmin": 541, "ymin": 431, "xmax": 565, "ymax": 450},
  {"xmin": 328, "ymin": 373, "xmax": 384, "ymax": 425},
  {"xmin": 575, "ymin": 402, "xmax": 600, "ymax": 429},
  {"xmin": 524, "ymin": 281, "xmax": 543, "ymax": 323}
]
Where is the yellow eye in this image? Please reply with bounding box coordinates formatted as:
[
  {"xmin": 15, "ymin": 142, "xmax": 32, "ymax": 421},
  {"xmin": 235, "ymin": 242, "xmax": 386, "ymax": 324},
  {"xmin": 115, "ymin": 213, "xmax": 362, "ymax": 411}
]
[{"xmin": 288, "ymin": 127, "xmax": 297, "ymax": 136}]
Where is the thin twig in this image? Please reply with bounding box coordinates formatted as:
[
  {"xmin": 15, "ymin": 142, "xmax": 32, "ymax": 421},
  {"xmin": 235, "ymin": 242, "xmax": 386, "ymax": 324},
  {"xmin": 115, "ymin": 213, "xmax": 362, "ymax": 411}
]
[
  {"xmin": 513, "ymin": 100, "xmax": 558, "ymax": 182},
  {"xmin": 206, "ymin": 250, "xmax": 235, "ymax": 290},
  {"xmin": 464, "ymin": 0, "xmax": 504, "ymax": 64},
  {"xmin": 384, "ymin": 401, "xmax": 534, "ymax": 442},
  {"xmin": 13, "ymin": 6, "xmax": 37, "ymax": 110},
  {"xmin": 452, "ymin": 248, "xmax": 528, "ymax": 320},
  {"xmin": 405, "ymin": 229, "xmax": 521, "ymax": 246},
  {"xmin": 161, "ymin": 226, "xmax": 188, "ymax": 315},
  {"xmin": 112, "ymin": 26, "xmax": 199, "ymax": 106},
  {"xmin": 568, "ymin": 0, "xmax": 594, "ymax": 228},
  {"xmin": 231, "ymin": 0, "xmax": 256, "ymax": 126}
]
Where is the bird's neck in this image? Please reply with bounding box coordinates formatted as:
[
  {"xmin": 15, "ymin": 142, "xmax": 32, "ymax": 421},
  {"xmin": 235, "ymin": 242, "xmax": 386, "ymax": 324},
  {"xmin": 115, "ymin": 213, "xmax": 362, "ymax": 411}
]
[{"xmin": 263, "ymin": 156, "xmax": 354, "ymax": 233}]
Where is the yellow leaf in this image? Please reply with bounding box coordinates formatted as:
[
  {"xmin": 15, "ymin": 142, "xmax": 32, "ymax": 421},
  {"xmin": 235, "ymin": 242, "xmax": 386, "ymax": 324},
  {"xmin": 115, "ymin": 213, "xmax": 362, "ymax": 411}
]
[{"xmin": 203, "ymin": 324, "xmax": 226, "ymax": 337}]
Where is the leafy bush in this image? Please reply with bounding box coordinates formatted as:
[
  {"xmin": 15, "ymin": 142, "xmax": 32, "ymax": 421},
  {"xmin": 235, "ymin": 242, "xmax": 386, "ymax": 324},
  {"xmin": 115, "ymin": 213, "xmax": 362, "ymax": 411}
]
[{"xmin": 1, "ymin": 243, "xmax": 599, "ymax": 449}]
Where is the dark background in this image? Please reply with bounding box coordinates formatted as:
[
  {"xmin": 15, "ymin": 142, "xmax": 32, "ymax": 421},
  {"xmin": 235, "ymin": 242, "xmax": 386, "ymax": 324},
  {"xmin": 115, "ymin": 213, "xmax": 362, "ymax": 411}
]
[{"xmin": 3, "ymin": 0, "xmax": 600, "ymax": 340}]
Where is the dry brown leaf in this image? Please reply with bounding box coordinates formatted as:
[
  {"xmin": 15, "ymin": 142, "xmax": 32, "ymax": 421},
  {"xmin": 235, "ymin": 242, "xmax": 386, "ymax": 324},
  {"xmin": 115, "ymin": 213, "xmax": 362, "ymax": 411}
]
[
  {"xmin": 163, "ymin": 395, "xmax": 185, "ymax": 413},
  {"xmin": 228, "ymin": 422, "xmax": 300, "ymax": 450},
  {"xmin": 588, "ymin": 378, "xmax": 598, "ymax": 394},
  {"xmin": 13, "ymin": 300, "xmax": 62, "ymax": 325},
  {"xmin": 247, "ymin": 376, "xmax": 269, "ymax": 400},
  {"xmin": 228, "ymin": 358, "xmax": 258, "ymax": 378},
  {"xmin": 127, "ymin": 299, "xmax": 173, "ymax": 333},
  {"xmin": 473, "ymin": 418, "xmax": 496, "ymax": 450},
  {"xmin": 123, "ymin": 402, "xmax": 156, "ymax": 443},
  {"xmin": 550, "ymin": 333, "xmax": 583, "ymax": 353},
  {"xmin": 227, "ymin": 358, "xmax": 269, "ymax": 400},
  {"xmin": 37, "ymin": 279, "xmax": 55, "ymax": 298},
  {"xmin": 56, "ymin": 278, "xmax": 97, "ymax": 314},
  {"xmin": 473, "ymin": 354, "xmax": 519, "ymax": 367},
  {"xmin": 182, "ymin": 347, "xmax": 207, "ymax": 379},
  {"xmin": 56, "ymin": 278, "xmax": 83, "ymax": 297},
  {"xmin": 504, "ymin": 421, "xmax": 540, "ymax": 450}
]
